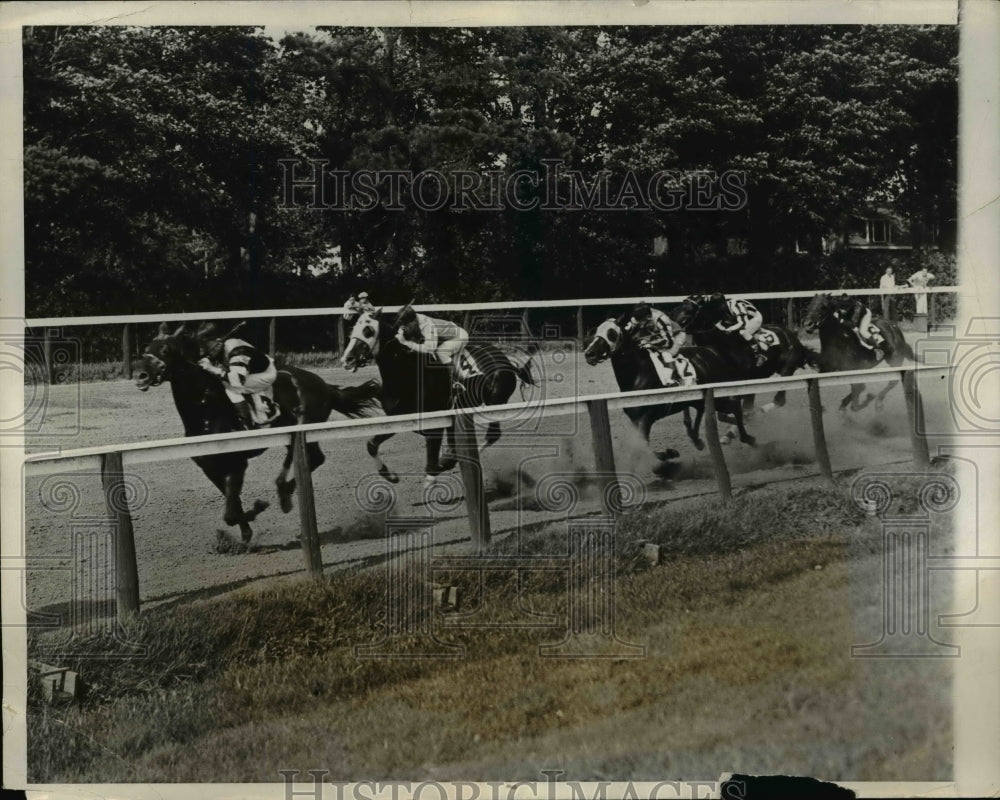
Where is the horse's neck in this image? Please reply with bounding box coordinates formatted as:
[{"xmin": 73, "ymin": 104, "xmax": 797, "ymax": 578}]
[
  {"xmin": 170, "ymin": 361, "xmax": 225, "ymax": 434},
  {"xmin": 612, "ymin": 341, "xmax": 659, "ymax": 391}
]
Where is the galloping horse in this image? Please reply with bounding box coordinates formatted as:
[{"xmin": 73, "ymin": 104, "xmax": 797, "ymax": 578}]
[
  {"xmin": 583, "ymin": 314, "xmax": 756, "ymax": 460},
  {"xmin": 670, "ymin": 294, "xmax": 819, "ymax": 412},
  {"xmin": 802, "ymin": 293, "xmax": 915, "ymax": 412},
  {"xmin": 136, "ymin": 323, "xmax": 381, "ymax": 546},
  {"xmin": 341, "ymin": 309, "xmax": 534, "ymax": 486}
]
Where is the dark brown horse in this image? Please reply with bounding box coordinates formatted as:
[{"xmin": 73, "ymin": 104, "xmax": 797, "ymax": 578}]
[
  {"xmin": 802, "ymin": 293, "xmax": 915, "ymax": 412},
  {"xmin": 341, "ymin": 309, "xmax": 534, "ymax": 489},
  {"xmin": 136, "ymin": 323, "xmax": 381, "ymax": 547},
  {"xmin": 583, "ymin": 315, "xmax": 756, "ymax": 467}
]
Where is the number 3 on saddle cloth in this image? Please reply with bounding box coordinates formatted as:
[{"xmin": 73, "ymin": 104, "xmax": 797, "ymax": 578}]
[
  {"xmin": 453, "ymin": 350, "xmax": 485, "ymax": 402},
  {"xmin": 645, "ymin": 347, "xmax": 697, "ymax": 388},
  {"xmin": 245, "ymin": 390, "xmax": 280, "ymax": 427},
  {"xmin": 752, "ymin": 328, "xmax": 780, "ymax": 358}
]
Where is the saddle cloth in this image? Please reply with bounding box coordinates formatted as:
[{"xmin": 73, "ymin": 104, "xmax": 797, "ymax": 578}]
[
  {"xmin": 248, "ymin": 388, "xmax": 281, "ymax": 426},
  {"xmin": 455, "ymin": 348, "xmax": 485, "ymax": 379},
  {"xmin": 754, "ymin": 328, "xmax": 781, "ymax": 349},
  {"xmin": 646, "ymin": 349, "xmax": 693, "ymax": 387}
]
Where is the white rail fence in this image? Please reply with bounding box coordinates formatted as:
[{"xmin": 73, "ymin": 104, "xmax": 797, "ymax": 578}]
[
  {"xmin": 24, "ymin": 361, "xmax": 950, "ymax": 618},
  {"xmin": 24, "ymin": 286, "xmax": 958, "ymax": 383}
]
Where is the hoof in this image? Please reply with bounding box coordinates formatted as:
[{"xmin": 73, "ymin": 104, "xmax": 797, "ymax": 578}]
[
  {"xmin": 654, "ymin": 449, "xmax": 680, "ymax": 461},
  {"xmin": 437, "ymin": 455, "xmax": 458, "ymax": 472},
  {"xmin": 379, "ymin": 464, "xmax": 400, "ymax": 484},
  {"xmin": 693, "ymin": 438, "xmax": 705, "ymax": 451},
  {"xmin": 279, "ymin": 494, "xmax": 294, "ymax": 514},
  {"xmin": 741, "ymin": 435, "xmax": 757, "ymax": 447}
]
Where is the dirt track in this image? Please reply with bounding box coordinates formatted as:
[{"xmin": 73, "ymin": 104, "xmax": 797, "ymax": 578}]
[{"xmin": 23, "ymin": 339, "xmax": 956, "ymax": 617}]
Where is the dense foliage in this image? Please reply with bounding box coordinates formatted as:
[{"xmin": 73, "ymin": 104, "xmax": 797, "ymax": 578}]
[{"xmin": 24, "ymin": 25, "xmax": 957, "ymax": 315}]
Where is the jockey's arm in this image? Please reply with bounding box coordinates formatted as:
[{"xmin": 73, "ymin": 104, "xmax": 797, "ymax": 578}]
[
  {"xmin": 398, "ymin": 316, "xmax": 440, "ymax": 354},
  {"xmin": 197, "ymin": 358, "xmax": 226, "ymax": 378}
]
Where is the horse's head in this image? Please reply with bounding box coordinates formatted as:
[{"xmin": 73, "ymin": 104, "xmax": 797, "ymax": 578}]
[
  {"xmin": 341, "ymin": 310, "xmax": 382, "ymax": 371},
  {"xmin": 670, "ymin": 295, "xmax": 709, "ymax": 331},
  {"xmin": 135, "ymin": 322, "xmax": 199, "ymax": 391},
  {"xmin": 802, "ymin": 293, "xmax": 833, "ymax": 334},
  {"xmin": 584, "ymin": 318, "xmax": 626, "ymax": 366}
]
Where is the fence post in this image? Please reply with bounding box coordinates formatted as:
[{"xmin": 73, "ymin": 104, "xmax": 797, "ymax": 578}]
[
  {"xmin": 807, "ymin": 378, "xmax": 834, "ymax": 483},
  {"xmin": 576, "ymin": 306, "xmax": 585, "ymax": 345},
  {"xmin": 586, "ymin": 398, "xmax": 621, "ymax": 517},
  {"xmin": 42, "ymin": 328, "xmax": 54, "ymax": 385},
  {"xmin": 336, "ymin": 315, "xmax": 346, "ymax": 357},
  {"xmin": 901, "ymin": 370, "xmax": 930, "ymax": 468},
  {"xmin": 521, "ymin": 308, "xmax": 531, "ymax": 339},
  {"xmin": 268, "ymin": 317, "xmax": 277, "ymax": 356},
  {"xmin": 454, "ymin": 411, "xmax": 491, "ymax": 552},
  {"xmin": 292, "ymin": 430, "xmax": 324, "ymax": 578},
  {"xmin": 702, "ymin": 389, "xmax": 733, "ymax": 502},
  {"xmin": 100, "ymin": 451, "xmax": 141, "ymax": 617},
  {"xmin": 786, "ymin": 298, "xmax": 795, "ymax": 329},
  {"xmin": 462, "ymin": 311, "xmax": 472, "ymax": 332},
  {"xmin": 122, "ymin": 324, "xmax": 133, "ymax": 378},
  {"xmin": 928, "ymin": 293, "xmax": 936, "ymax": 330}
]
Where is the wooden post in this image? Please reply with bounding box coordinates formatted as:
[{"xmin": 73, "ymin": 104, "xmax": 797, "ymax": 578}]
[
  {"xmin": 576, "ymin": 306, "xmax": 585, "ymax": 345},
  {"xmin": 586, "ymin": 398, "xmax": 621, "ymax": 517},
  {"xmin": 121, "ymin": 324, "xmax": 133, "ymax": 378},
  {"xmin": 268, "ymin": 317, "xmax": 277, "ymax": 356},
  {"xmin": 336, "ymin": 315, "xmax": 346, "ymax": 357},
  {"xmin": 42, "ymin": 328, "xmax": 54, "ymax": 384},
  {"xmin": 292, "ymin": 430, "xmax": 324, "ymax": 577},
  {"xmin": 462, "ymin": 311, "xmax": 472, "ymax": 332},
  {"xmin": 702, "ymin": 389, "xmax": 732, "ymax": 502},
  {"xmin": 453, "ymin": 411, "xmax": 491, "ymax": 552},
  {"xmin": 928, "ymin": 293, "xmax": 936, "ymax": 330},
  {"xmin": 100, "ymin": 451, "xmax": 140, "ymax": 616},
  {"xmin": 521, "ymin": 308, "xmax": 530, "ymax": 339},
  {"xmin": 902, "ymin": 370, "xmax": 931, "ymax": 468},
  {"xmin": 786, "ymin": 298, "xmax": 795, "ymax": 330},
  {"xmin": 807, "ymin": 378, "xmax": 834, "ymax": 483}
]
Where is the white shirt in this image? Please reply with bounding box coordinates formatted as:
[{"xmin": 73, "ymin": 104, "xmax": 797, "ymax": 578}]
[{"xmin": 879, "ymin": 273, "xmax": 896, "ymax": 291}]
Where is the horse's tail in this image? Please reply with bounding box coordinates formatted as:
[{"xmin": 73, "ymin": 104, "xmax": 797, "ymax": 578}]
[
  {"xmin": 515, "ymin": 357, "xmax": 536, "ymax": 387},
  {"xmin": 327, "ymin": 378, "xmax": 382, "ymax": 418}
]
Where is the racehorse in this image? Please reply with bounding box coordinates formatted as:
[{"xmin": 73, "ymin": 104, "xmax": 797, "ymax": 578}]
[
  {"xmin": 341, "ymin": 309, "xmax": 534, "ymax": 487},
  {"xmin": 670, "ymin": 294, "xmax": 819, "ymax": 413},
  {"xmin": 136, "ymin": 323, "xmax": 381, "ymax": 546},
  {"xmin": 583, "ymin": 315, "xmax": 756, "ymax": 461},
  {"xmin": 802, "ymin": 293, "xmax": 915, "ymax": 412}
]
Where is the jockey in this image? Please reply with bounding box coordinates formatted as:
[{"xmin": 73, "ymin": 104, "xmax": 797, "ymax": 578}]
[
  {"xmin": 196, "ymin": 322, "xmax": 278, "ymax": 429},
  {"xmin": 394, "ymin": 306, "xmax": 471, "ymax": 380},
  {"xmin": 344, "ymin": 291, "xmax": 375, "ymax": 323},
  {"xmin": 833, "ymin": 294, "xmax": 885, "ymax": 352},
  {"xmin": 624, "ymin": 303, "xmax": 696, "ymax": 386},
  {"xmin": 706, "ymin": 292, "xmax": 768, "ymax": 366}
]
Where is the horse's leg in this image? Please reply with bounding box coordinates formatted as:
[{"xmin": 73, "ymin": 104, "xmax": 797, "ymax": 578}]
[
  {"xmin": 637, "ymin": 412, "xmax": 678, "ymax": 461},
  {"xmin": 873, "ymin": 380, "xmax": 898, "ymax": 411},
  {"xmin": 423, "ymin": 429, "xmax": 445, "ymax": 488},
  {"xmin": 221, "ymin": 469, "xmax": 258, "ymax": 546},
  {"xmin": 853, "ymin": 383, "xmax": 876, "ymax": 412},
  {"xmin": 733, "ymin": 402, "xmax": 756, "ymax": 447},
  {"xmin": 367, "ymin": 432, "xmax": 399, "ymax": 484},
  {"xmin": 482, "ymin": 421, "xmax": 502, "ymax": 451},
  {"xmin": 276, "ymin": 445, "xmax": 296, "ymax": 513},
  {"xmin": 687, "ymin": 404, "xmax": 706, "ymax": 450}
]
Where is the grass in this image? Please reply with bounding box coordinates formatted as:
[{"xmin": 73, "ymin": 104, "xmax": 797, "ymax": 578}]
[{"xmin": 26, "ymin": 472, "xmax": 953, "ymax": 783}]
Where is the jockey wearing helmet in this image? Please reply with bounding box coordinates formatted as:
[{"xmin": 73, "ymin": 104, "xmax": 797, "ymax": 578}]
[
  {"xmin": 394, "ymin": 306, "xmax": 471, "ymax": 379},
  {"xmin": 196, "ymin": 322, "xmax": 277, "ymax": 430},
  {"xmin": 706, "ymin": 292, "xmax": 768, "ymax": 366},
  {"xmin": 624, "ymin": 303, "xmax": 696, "ymax": 386},
  {"xmin": 833, "ymin": 294, "xmax": 885, "ymax": 353},
  {"xmin": 344, "ymin": 291, "xmax": 375, "ymax": 324}
]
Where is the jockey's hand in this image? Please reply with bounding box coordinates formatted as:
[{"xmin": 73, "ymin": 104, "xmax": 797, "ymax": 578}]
[
  {"xmin": 395, "ymin": 329, "xmax": 413, "ymax": 348},
  {"xmin": 198, "ymin": 358, "xmax": 225, "ymax": 377},
  {"xmin": 228, "ymin": 368, "xmax": 246, "ymax": 386}
]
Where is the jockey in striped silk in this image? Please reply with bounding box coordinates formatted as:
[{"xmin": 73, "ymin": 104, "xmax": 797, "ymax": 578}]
[
  {"xmin": 833, "ymin": 294, "xmax": 886, "ymax": 352},
  {"xmin": 625, "ymin": 303, "xmax": 697, "ymax": 386},
  {"xmin": 196, "ymin": 323, "xmax": 278, "ymax": 429},
  {"xmin": 707, "ymin": 292, "xmax": 769, "ymax": 366}
]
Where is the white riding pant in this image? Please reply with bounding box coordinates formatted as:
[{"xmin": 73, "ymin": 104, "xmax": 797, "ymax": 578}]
[{"xmin": 436, "ymin": 330, "xmax": 470, "ymax": 365}]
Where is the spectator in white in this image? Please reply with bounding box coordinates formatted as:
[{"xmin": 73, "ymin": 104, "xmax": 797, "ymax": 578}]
[
  {"xmin": 907, "ymin": 268, "xmax": 935, "ymax": 315},
  {"xmin": 879, "ymin": 267, "xmax": 896, "ymax": 319}
]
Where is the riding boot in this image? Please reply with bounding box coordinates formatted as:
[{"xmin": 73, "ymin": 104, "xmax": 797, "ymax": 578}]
[{"xmin": 232, "ymin": 399, "xmax": 255, "ymax": 430}]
